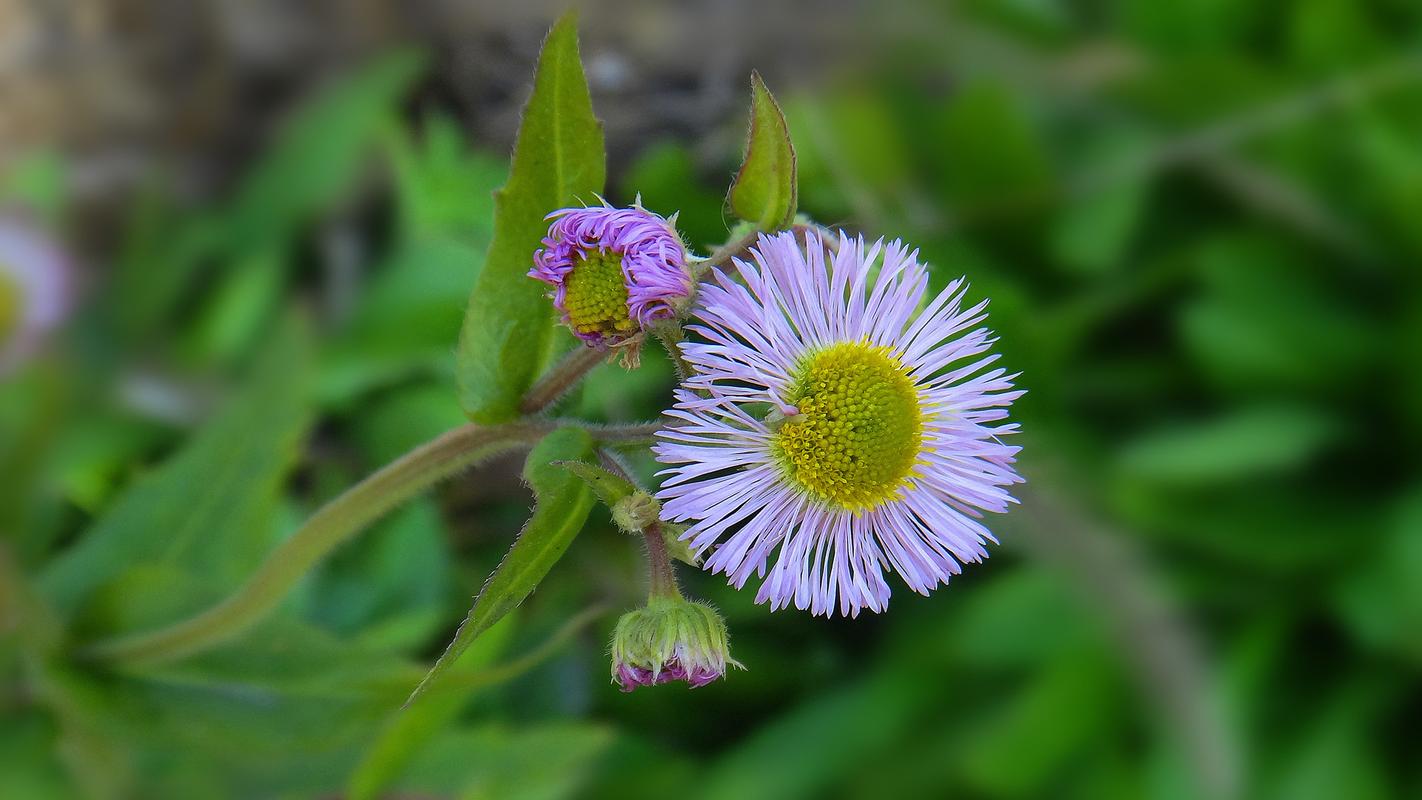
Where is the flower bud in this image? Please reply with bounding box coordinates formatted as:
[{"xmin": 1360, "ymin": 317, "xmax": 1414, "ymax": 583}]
[
  {"xmin": 528, "ymin": 202, "xmax": 690, "ymax": 351},
  {"xmin": 610, "ymin": 597, "xmax": 739, "ymax": 691},
  {"xmin": 611, "ymin": 491, "xmax": 661, "ymax": 534}
]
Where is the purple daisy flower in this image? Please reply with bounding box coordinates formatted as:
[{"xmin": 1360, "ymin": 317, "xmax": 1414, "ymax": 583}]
[
  {"xmin": 529, "ymin": 202, "xmax": 690, "ymax": 348},
  {"xmin": 0, "ymin": 216, "xmax": 71, "ymax": 375},
  {"xmin": 654, "ymin": 231, "xmax": 1024, "ymax": 617}
]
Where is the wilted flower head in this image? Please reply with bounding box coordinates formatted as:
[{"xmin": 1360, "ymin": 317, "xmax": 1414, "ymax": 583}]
[
  {"xmin": 530, "ymin": 202, "xmax": 690, "ymax": 349},
  {"xmin": 610, "ymin": 596, "xmax": 738, "ymax": 691},
  {"xmin": 655, "ymin": 231, "xmax": 1023, "ymax": 617},
  {"xmin": 0, "ymin": 216, "xmax": 70, "ymax": 374}
]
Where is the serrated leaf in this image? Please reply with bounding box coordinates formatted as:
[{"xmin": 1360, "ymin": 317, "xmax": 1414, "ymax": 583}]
[
  {"xmin": 406, "ymin": 426, "xmax": 596, "ymax": 704},
  {"xmin": 456, "ymin": 13, "xmax": 606, "ymax": 423},
  {"xmin": 39, "ymin": 321, "xmax": 312, "ymax": 625},
  {"xmin": 728, "ymin": 72, "xmax": 797, "ymax": 231}
]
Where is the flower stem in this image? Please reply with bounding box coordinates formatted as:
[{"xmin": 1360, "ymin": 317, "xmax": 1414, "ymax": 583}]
[
  {"xmin": 643, "ymin": 522, "xmax": 681, "ymax": 600},
  {"xmin": 653, "ymin": 324, "xmax": 693, "ymax": 383},
  {"xmin": 84, "ymin": 422, "xmax": 552, "ymax": 667},
  {"xmin": 519, "ymin": 345, "xmax": 607, "ymax": 415},
  {"xmin": 691, "ymin": 229, "xmax": 760, "ymax": 282}
]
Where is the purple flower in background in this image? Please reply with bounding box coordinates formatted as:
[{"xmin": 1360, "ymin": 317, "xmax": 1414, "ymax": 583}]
[
  {"xmin": 529, "ymin": 201, "xmax": 690, "ymax": 349},
  {"xmin": 609, "ymin": 597, "xmax": 738, "ymax": 692},
  {"xmin": 654, "ymin": 231, "xmax": 1024, "ymax": 617},
  {"xmin": 0, "ymin": 216, "xmax": 71, "ymax": 375}
]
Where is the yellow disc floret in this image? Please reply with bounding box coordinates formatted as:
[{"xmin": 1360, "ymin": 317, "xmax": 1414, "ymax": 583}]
[
  {"xmin": 773, "ymin": 340, "xmax": 924, "ymax": 511},
  {"xmin": 562, "ymin": 250, "xmax": 636, "ymax": 339}
]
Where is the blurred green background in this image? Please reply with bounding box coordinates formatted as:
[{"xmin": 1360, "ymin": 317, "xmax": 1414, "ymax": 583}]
[{"xmin": 2, "ymin": 1, "xmax": 1421, "ymax": 798}]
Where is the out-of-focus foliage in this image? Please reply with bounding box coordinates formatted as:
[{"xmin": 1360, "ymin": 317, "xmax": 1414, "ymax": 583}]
[{"xmin": 2, "ymin": 0, "xmax": 1421, "ymax": 798}]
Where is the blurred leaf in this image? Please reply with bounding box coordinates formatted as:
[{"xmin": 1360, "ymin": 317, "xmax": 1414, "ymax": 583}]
[
  {"xmin": 959, "ymin": 646, "xmax": 1123, "ymax": 796},
  {"xmin": 1333, "ymin": 486, "xmax": 1422, "ymax": 662},
  {"xmin": 1117, "ymin": 403, "xmax": 1342, "ymax": 487},
  {"xmin": 1119, "ymin": 5, "xmax": 1267, "ymax": 67},
  {"xmin": 456, "ymin": 13, "xmax": 606, "ymax": 423},
  {"xmin": 408, "ymin": 426, "xmax": 596, "ymax": 703},
  {"xmin": 302, "ymin": 498, "xmax": 451, "ymax": 649},
  {"xmin": 0, "ymin": 712, "xmax": 73, "ymax": 800},
  {"xmin": 39, "ymin": 321, "xmax": 312, "ymax": 625},
  {"xmin": 935, "ymin": 81, "xmax": 1052, "ymax": 212},
  {"xmin": 620, "ymin": 141, "xmax": 727, "ymax": 249},
  {"xmin": 698, "ymin": 672, "xmax": 919, "ymax": 800},
  {"xmin": 319, "ymin": 234, "xmax": 484, "ymax": 407},
  {"xmin": 1266, "ymin": 684, "xmax": 1391, "ymax": 800},
  {"xmin": 1350, "ymin": 112, "xmax": 1422, "ymax": 258},
  {"xmin": 1287, "ymin": 0, "xmax": 1384, "ymax": 72},
  {"xmin": 1050, "ymin": 128, "xmax": 1153, "ymax": 275},
  {"xmin": 943, "ymin": 570, "xmax": 1090, "ymax": 667},
  {"xmin": 34, "ymin": 563, "xmax": 432, "ymax": 797},
  {"xmin": 346, "ymin": 617, "xmax": 517, "ymax": 800},
  {"xmin": 388, "ymin": 113, "xmax": 505, "ymax": 241},
  {"xmin": 1, "ymin": 150, "xmax": 65, "ymax": 222},
  {"xmin": 1112, "ymin": 484, "xmax": 1380, "ymax": 571},
  {"xmin": 728, "ymin": 71, "xmax": 798, "ymax": 231},
  {"xmin": 110, "ymin": 194, "xmax": 225, "ymax": 343},
  {"xmin": 184, "ymin": 248, "xmax": 286, "ymax": 367},
  {"xmin": 224, "ymin": 50, "xmax": 427, "ymax": 252},
  {"xmin": 1178, "ymin": 234, "xmax": 1378, "ymax": 390},
  {"xmin": 396, "ymin": 722, "xmax": 613, "ymax": 800}
]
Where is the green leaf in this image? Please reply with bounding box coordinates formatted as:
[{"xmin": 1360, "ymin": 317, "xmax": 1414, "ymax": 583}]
[
  {"xmin": 39, "ymin": 321, "xmax": 312, "ymax": 625},
  {"xmin": 406, "ymin": 426, "xmax": 596, "ymax": 704},
  {"xmin": 728, "ymin": 71, "xmax": 798, "ymax": 231},
  {"xmin": 1117, "ymin": 403, "xmax": 1342, "ymax": 487},
  {"xmin": 387, "ymin": 114, "xmax": 505, "ymax": 241},
  {"xmin": 345, "ymin": 618, "xmax": 516, "ymax": 800},
  {"xmin": 553, "ymin": 460, "xmax": 636, "ymax": 508},
  {"xmin": 1333, "ymin": 486, "xmax": 1422, "ymax": 662},
  {"xmin": 224, "ymin": 49, "xmax": 427, "ymax": 253},
  {"xmin": 456, "ymin": 13, "xmax": 606, "ymax": 423},
  {"xmin": 958, "ymin": 647, "xmax": 1123, "ymax": 796},
  {"xmin": 700, "ymin": 673, "xmax": 919, "ymax": 800},
  {"xmin": 396, "ymin": 722, "xmax": 614, "ymax": 800},
  {"xmin": 934, "ymin": 81, "xmax": 1052, "ymax": 212}
]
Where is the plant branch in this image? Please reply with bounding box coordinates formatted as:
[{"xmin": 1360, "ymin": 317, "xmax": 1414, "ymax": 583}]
[
  {"xmin": 519, "ymin": 345, "xmax": 607, "ymax": 416},
  {"xmin": 84, "ymin": 422, "xmax": 552, "ymax": 667},
  {"xmin": 586, "ymin": 420, "xmax": 664, "ymax": 447},
  {"xmin": 690, "ymin": 229, "xmax": 760, "ymax": 281}
]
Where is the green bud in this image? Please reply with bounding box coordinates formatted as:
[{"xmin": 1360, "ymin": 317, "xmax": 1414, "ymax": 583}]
[
  {"xmin": 611, "ymin": 491, "xmax": 661, "ymax": 534},
  {"xmin": 610, "ymin": 596, "xmax": 740, "ymax": 692}
]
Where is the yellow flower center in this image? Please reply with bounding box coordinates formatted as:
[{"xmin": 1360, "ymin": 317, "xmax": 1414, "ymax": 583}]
[
  {"xmin": 0, "ymin": 268, "xmax": 22, "ymax": 348},
  {"xmin": 772, "ymin": 340, "xmax": 924, "ymax": 510},
  {"xmin": 562, "ymin": 250, "xmax": 636, "ymax": 339}
]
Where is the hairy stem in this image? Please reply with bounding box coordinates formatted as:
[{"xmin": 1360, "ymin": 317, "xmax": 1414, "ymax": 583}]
[
  {"xmin": 85, "ymin": 422, "xmax": 552, "ymax": 666},
  {"xmin": 691, "ymin": 229, "xmax": 760, "ymax": 282},
  {"xmin": 519, "ymin": 345, "xmax": 607, "ymax": 416},
  {"xmin": 654, "ymin": 324, "xmax": 693, "ymax": 383},
  {"xmin": 643, "ymin": 522, "xmax": 681, "ymax": 600}
]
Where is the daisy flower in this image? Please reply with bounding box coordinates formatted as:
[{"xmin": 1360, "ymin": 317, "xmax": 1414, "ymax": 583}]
[
  {"xmin": 654, "ymin": 231, "xmax": 1023, "ymax": 617},
  {"xmin": 0, "ymin": 216, "xmax": 71, "ymax": 375},
  {"xmin": 529, "ymin": 202, "xmax": 690, "ymax": 349}
]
